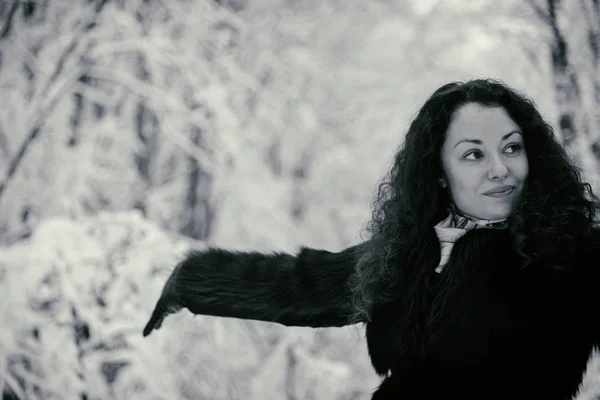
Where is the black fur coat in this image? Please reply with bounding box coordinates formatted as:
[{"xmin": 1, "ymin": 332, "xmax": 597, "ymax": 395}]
[{"xmin": 166, "ymin": 228, "xmax": 600, "ymax": 400}]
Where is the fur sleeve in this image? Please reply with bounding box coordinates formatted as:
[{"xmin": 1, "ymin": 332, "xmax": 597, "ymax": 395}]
[{"xmin": 171, "ymin": 242, "xmax": 366, "ymax": 328}]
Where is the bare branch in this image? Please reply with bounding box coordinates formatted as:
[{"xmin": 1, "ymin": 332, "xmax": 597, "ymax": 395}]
[
  {"xmin": 37, "ymin": 1, "xmax": 108, "ymax": 101},
  {"xmin": 0, "ymin": 1, "xmax": 110, "ymax": 205},
  {"xmin": 0, "ymin": 116, "xmax": 9, "ymax": 157},
  {"xmin": 0, "ymin": 40, "xmax": 45, "ymax": 77},
  {"xmin": 0, "ymin": 59, "xmax": 84, "ymax": 202},
  {"xmin": 0, "ymin": 0, "xmax": 18, "ymax": 40},
  {"xmin": 0, "ymin": 125, "xmax": 40, "ymax": 200},
  {"xmin": 523, "ymin": 0, "xmax": 552, "ymax": 23}
]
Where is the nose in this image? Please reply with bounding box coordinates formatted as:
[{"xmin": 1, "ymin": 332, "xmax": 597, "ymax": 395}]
[{"xmin": 487, "ymin": 157, "xmax": 509, "ymax": 180}]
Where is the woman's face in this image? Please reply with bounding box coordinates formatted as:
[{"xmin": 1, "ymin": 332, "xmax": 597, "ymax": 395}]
[{"xmin": 440, "ymin": 103, "xmax": 529, "ymax": 220}]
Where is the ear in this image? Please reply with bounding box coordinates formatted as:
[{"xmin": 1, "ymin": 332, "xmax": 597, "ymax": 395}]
[{"xmin": 439, "ymin": 178, "xmax": 447, "ymax": 188}]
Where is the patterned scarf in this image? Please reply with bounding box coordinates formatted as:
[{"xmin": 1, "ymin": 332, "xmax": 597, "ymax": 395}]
[{"xmin": 433, "ymin": 204, "xmax": 509, "ymax": 273}]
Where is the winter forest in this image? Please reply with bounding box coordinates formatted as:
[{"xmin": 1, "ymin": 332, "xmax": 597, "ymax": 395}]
[{"xmin": 1, "ymin": 0, "xmax": 600, "ymax": 399}]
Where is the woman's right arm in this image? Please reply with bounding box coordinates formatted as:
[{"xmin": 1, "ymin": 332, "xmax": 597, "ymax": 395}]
[{"xmin": 143, "ymin": 241, "xmax": 368, "ymax": 336}]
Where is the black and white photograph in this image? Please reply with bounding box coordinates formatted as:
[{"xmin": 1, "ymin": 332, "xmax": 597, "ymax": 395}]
[{"xmin": 1, "ymin": 0, "xmax": 600, "ymax": 399}]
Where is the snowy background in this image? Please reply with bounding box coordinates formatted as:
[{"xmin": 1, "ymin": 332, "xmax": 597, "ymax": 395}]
[{"xmin": 1, "ymin": 0, "xmax": 600, "ymax": 399}]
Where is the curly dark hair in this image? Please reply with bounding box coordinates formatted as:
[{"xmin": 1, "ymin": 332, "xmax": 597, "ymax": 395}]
[{"xmin": 349, "ymin": 78, "xmax": 600, "ymax": 335}]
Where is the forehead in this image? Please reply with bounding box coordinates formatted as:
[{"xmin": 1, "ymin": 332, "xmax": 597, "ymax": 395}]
[{"xmin": 445, "ymin": 103, "xmax": 521, "ymax": 143}]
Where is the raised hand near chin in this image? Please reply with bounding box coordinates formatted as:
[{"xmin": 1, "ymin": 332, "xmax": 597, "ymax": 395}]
[{"xmin": 142, "ymin": 263, "xmax": 185, "ymax": 337}]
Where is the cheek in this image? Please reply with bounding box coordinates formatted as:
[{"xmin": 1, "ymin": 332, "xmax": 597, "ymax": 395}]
[
  {"xmin": 447, "ymin": 165, "xmax": 480, "ymax": 188},
  {"xmin": 514, "ymin": 157, "xmax": 529, "ymax": 181},
  {"xmin": 446, "ymin": 167, "xmax": 482, "ymax": 199}
]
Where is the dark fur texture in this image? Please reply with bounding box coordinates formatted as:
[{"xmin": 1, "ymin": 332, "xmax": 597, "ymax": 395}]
[
  {"xmin": 166, "ymin": 228, "xmax": 600, "ymax": 400},
  {"xmin": 367, "ymin": 228, "xmax": 600, "ymax": 400},
  {"xmin": 172, "ymin": 242, "xmax": 367, "ymax": 327}
]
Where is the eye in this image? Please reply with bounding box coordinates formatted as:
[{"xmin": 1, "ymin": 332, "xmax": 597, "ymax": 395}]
[
  {"xmin": 462, "ymin": 149, "xmax": 483, "ymax": 161},
  {"xmin": 505, "ymin": 142, "xmax": 523, "ymax": 154}
]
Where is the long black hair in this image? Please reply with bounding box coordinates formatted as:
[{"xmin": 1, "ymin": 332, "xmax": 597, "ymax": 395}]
[{"xmin": 349, "ymin": 78, "xmax": 600, "ymax": 332}]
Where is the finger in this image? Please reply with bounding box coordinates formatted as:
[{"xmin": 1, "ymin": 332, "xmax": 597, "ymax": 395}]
[{"xmin": 143, "ymin": 306, "xmax": 166, "ymax": 337}]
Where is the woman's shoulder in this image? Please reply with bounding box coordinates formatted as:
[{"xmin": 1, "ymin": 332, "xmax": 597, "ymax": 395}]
[
  {"xmin": 578, "ymin": 225, "xmax": 600, "ymax": 274},
  {"xmin": 588, "ymin": 225, "xmax": 600, "ymax": 251}
]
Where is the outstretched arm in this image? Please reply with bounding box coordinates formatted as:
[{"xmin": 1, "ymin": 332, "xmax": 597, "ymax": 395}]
[{"xmin": 143, "ymin": 242, "xmax": 366, "ymax": 336}]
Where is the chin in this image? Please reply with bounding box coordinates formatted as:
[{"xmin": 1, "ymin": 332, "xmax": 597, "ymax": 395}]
[
  {"xmin": 464, "ymin": 205, "xmax": 512, "ymax": 221},
  {"xmin": 481, "ymin": 208, "xmax": 512, "ymax": 220},
  {"xmin": 488, "ymin": 213, "xmax": 511, "ymax": 221},
  {"xmin": 456, "ymin": 201, "xmax": 514, "ymax": 221}
]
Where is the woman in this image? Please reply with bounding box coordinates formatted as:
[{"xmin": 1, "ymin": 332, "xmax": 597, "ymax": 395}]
[{"xmin": 143, "ymin": 79, "xmax": 600, "ymax": 400}]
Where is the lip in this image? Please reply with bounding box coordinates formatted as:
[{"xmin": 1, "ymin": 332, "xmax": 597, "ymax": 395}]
[{"xmin": 483, "ymin": 185, "xmax": 515, "ymax": 196}]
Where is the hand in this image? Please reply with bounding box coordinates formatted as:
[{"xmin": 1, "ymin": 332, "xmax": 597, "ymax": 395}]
[{"xmin": 143, "ymin": 263, "xmax": 185, "ymax": 337}]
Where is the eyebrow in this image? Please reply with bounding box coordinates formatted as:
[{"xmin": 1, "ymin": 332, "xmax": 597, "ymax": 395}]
[{"xmin": 453, "ymin": 130, "xmax": 522, "ymax": 149}]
